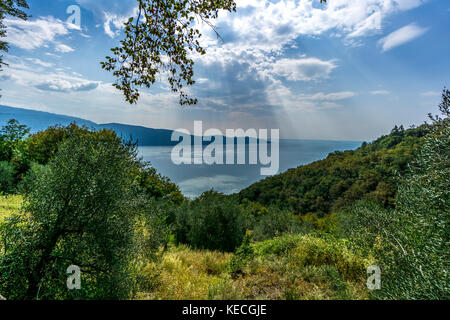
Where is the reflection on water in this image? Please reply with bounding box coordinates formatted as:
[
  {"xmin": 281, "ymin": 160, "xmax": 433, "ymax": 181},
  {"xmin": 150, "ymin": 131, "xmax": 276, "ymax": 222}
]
[{"xmin": 138, "ymin": 139, "xmax": 362, "ymax": 198}]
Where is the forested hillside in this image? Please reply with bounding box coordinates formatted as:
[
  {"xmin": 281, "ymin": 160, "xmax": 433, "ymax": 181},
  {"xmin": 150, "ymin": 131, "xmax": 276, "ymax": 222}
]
[
  {"xmin": 0, "ymin": 90, "xmax": 448, "ymax": 300},
  {"xmin": 238, "ymin": 124, "xmax": 430, "ymax": 216}
]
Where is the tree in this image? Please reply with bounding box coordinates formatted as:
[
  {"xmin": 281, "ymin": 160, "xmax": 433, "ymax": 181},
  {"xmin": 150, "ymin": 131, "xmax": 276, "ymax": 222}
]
[
  {"xmin": 0, "ymin": 1, "xmax": 29, "ymax": 74},
  {"xmin": 102, "ymin": 0, "xmax": 236, "ymax": 105},
  {"xmin": 26, "ymin": 122, "xmax": 117, "ymax": 165},
  {"xmin": 348, "ymin": 92, "xmax": 449, "ymax": 299},
  {"xmin": 174, "ymin": 190, "xmax": 247, "ymax": 251},
  {"xmin": 0, "ymin": 131, "xmax": 145, "ymax": 299},
  {"xmin": 428, "ymin": 88, "xmax": 449, "ymax": 122},
  {"xmin": 0, "ymin": 119, "xmax": 30, "ymax": 161}
]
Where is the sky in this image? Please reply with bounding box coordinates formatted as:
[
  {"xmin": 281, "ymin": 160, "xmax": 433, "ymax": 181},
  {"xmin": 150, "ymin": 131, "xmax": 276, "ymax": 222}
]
[{"xmin": 1, "ymin": 0, "xmax": 449, "ymax": 141}]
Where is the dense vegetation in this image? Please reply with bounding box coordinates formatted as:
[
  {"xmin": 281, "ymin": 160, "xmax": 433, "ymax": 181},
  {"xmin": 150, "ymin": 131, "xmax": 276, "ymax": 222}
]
[
  {"xmin": 238, "ymin": 123, "xmax": 429, "ymax": 216},
  {"xmin": 346, "ymin": 93, "xmax": 449, "ymax": 299},
  {"xmin": 0, "ymin": 90, "xmax": 448, "ymax": 300}
]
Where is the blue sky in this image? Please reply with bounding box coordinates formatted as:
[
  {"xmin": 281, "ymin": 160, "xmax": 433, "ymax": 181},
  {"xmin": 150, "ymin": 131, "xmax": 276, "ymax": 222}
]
[{"xmin": 1, "ymin": 0, "xmax": 449, "ymax": 140}]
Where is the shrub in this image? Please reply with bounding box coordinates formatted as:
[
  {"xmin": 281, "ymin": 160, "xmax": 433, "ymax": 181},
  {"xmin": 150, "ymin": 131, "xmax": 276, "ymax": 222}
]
[
  {"xmin": 348, "ymin": 96, "xmax": 449, "ymax": 299},
  {"xmin": 174, "ymin": 190, "xmax": 247, "ymax": 252},
  {"xmin": 251, "ymin": 209, "xmax": 309, "ymax": 241},
  {"xmin": 229, "ymin": 233, "xmax": 254, "ymax": 275},
  {"xmin": 0, "ymin": 162, "xmax": 15, "ymax": 193},
  {"xmin": 252, "ymin": 234, "xmax": 304, "ymax": 257},
  {"xmin": 288, "ymin": 235, "xmax": 370, "ymax": 281}
]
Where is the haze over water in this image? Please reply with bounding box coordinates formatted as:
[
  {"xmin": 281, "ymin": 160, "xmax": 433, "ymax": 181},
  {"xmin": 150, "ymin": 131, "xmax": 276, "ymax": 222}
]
[{"xmin": 139, "ymin": 139, "xmax": 362, "ymax": 198}]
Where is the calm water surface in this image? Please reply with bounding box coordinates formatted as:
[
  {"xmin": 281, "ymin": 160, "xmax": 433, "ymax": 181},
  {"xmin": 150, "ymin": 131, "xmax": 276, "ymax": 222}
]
[{"xmin": 138, "ymin": 139, "xmax": 362, "ymax": 198}]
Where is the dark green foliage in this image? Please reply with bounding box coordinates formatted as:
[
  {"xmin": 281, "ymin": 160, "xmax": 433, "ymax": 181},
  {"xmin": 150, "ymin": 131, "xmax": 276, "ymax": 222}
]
[
  {"xmin": 251, "ymin": 208, "xmax": 310, "ymax": 242},
  {"xmin": 16, "ymin": 162, "xmax": 47, "ymax": 194},
  {"xmin": 174, "ymin": 190, "xmax": 247, "ymax": 252},
  {"xmin": 348, "ymin": 93, "xmax": 449, "ymax": 299},
  {"xmin": 26, "ymin": 123, "xmax": 184, "ymax": 202},
  {"xmin": 26, "ymin": 123, "xmax": 117, "ymax": 165},
  {"xmin": 0, "ymin": 131, "xmax": 144, "ymax": 300},
  {"xmin": 136, "ymin": 166, "xmax": 184, "ymax": 204},
  {"xmin": 239, "ymin": 124, "xmax": 429, "ymax": 216},
  {"xmin": 229, "ymin": 233, "xmax": 254, "ymax": 275},
  {"xmin": 101, "ymin": 0, "xmax": 237, "ymax": 105},
  {"xmin": 0, "ymin": 119, "xmax": 30, "ymax": 162},
  {"xmin": 0, "ymin": 161, "xmax": 14, "ymax": 193},
  {"xmin": 0, "ymin": 119, "xmax": 31, "ymax": 185},
  {"xmin": 139, "ymin": 199, "xmax": 178, "ymax": 259}
]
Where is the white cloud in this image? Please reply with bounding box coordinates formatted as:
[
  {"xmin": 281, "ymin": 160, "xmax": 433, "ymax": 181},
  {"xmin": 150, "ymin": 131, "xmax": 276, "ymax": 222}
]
[
  {"xmin": 199, "ymin": 0, "xmax": 429, "ymax": 54},
  {"xmin": 2, "ymin": 59, "xmax": 99, "ymax": 93},
  {"xmin": 25, "ymin": 58, "xmax": 53, "ymax": 68},
  {"xmin": 265, "ymin": 79, "xmax": 354, "ymax": 111},
  {"xmin": 271, "ymin": 58, "xmax": 337, "ymax": 81},
  {"xmin": 102, "ymin": 12, "xmax": 129, "ymax": 38},
  {"xmin": 35, "ymin": 79, "xmax": 99, "ymax": 92},
  {"xmin": 370, "ymin": 90, "xmax": 390, "ymax": 95},
  {"xmin": 395, "ymin": 0, "xmax": 428, "ymax": 10},
  {"xmin": 421, "ymin": 91, "xmax": 441, "ymax": 97},
  {"xmin": 55, "ymin": 43, "xmax": 75, "ymax": 53},
  {"xmin": 75, "ymin": 0, "xmax": 137, "ymax": 38},
  {"xmin": 5, "ymin": 17, "xmax": 70, "ymax": 50},
  {"xmin": 378, "ymin": 24, "xmax": 428, "ymax": 52},
  {"xmin": 308, "ymin": 91, "xmax": 356, "ymax": 101},
  {"xmin": 190, "ymin": 0, "xmax": 430, "ymax": 101}
]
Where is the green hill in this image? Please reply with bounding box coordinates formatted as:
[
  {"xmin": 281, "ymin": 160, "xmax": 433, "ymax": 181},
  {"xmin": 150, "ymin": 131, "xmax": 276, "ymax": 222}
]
[{"xmin": 238, "ymin": 124, "xmax": 430, "ymax": 216}]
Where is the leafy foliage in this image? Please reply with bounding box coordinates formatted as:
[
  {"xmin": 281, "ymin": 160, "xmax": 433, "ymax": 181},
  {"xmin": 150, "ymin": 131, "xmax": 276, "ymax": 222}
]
[
  {"xmin": 347, "ymin": 92, "xmax": 449, "ymax": 299},
  {"xmin": 101, "ymin": 0, "xmax": 237, "ymax": 105},
  {"xmin": 0, "ymin": 119, "xmax": 30, "ymax": 162},
  {"xmin": 239, "ymin": 124, "xmax": 429, "ymax": 216},
  {"xmin": 251, "ymin": 208, "xmax": 309, "ymax": 242},
  {"xmin": 0, "ymin": 161, "xmax": 14, "ymax": 193},
  {"xmin": 174, "ymin": 190, "xmax": 246, "ymax": 251},
  {"xmin": 0, "ymin": 131, "xmax": 144, "ymax": 300}
]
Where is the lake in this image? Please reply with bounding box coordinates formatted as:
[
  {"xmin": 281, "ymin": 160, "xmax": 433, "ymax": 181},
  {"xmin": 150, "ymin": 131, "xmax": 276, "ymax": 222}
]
[{"xmin": 138, "ymin": 139, "xmax": 362, "ymax": 198}]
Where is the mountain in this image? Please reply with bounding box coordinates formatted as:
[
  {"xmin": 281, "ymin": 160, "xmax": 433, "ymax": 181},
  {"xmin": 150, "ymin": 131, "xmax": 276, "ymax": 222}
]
[
  {"xmin": 0, "ymin": 105, "xmax": 267, "ymax": 146},
  {"xmin": 0, "ymin": 105, "xmax": 98, "ymax": 131},
  {"xmin": 0, "ymin": 105, "xmax": 176, "ymax": 146}
]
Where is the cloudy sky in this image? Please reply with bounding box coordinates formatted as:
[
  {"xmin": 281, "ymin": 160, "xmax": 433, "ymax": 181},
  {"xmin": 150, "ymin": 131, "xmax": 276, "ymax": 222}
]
[{"xmin": 1, "ymin": 0, "xmax": 449, "ymax": 140}]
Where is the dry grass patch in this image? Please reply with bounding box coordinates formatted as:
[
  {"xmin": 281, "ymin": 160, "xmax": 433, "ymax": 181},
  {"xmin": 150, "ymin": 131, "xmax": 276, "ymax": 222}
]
[{"xmin": 0, "ymin": 195, "xmax": 22, "ymax": 222}]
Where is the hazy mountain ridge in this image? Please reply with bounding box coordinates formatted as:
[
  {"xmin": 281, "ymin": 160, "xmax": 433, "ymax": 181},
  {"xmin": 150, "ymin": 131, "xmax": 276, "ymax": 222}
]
[
  {"xmin": 0, "ymin": 105, "xmax": 267, "ymax": 146},
  {"xmin": 0, "ymin": 105, "xmax": 181, "ymax": 146}
]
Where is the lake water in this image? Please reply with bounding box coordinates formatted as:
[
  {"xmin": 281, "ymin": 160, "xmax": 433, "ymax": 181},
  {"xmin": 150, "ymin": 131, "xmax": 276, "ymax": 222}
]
[{"xmin": 138, "ymin": 139, "xmax": 362, "ymax": 198}]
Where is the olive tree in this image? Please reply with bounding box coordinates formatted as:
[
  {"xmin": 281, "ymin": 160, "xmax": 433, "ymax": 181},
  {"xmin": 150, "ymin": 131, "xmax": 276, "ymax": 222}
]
[
  {"xmin": 0, "ymin": 131, "xmax": 145, "ymax": 300},
  {"xmin": 348, "ymin": 90, "xmax": 449, "ymax": 299}
]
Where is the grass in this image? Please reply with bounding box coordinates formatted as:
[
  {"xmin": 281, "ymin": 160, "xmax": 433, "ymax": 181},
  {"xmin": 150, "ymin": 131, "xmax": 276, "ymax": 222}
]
[
  {"xmin": 0, "ymin": 195, "xmax": 371, "ymax": 300},
  {"xmin": 136, "ymin": 245, "xmax": 232, "ymax": 300},
  {"xmin": 0, "ymin": 195, "xmax": 22, "ymax": 222},
  {"xmin": 138, "ymin": 234, "xmax": 372, "ymax": 300}
]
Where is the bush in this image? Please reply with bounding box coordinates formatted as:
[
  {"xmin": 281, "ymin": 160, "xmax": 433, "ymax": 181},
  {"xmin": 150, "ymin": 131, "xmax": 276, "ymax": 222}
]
[
  {"xmin": 348, "ymin": 97, "xmax": 449, "ymax": 299},
  {"xmin": 0, "ymin": 162, "xmax": 15, "ymax": 194},
  {"xmin": 229, "ymin": 233, "xmax": 254, "ymax": 275},
  {"xmin": 251, "ymin": 209, "xmax": 309, "ymax": 241},
  {"xmin": 228, "ymin": 234, "xmax": 370, "ymax": 300},
  {"xmin": 288, "ymin": 235, "xmax": 370, "ymax": 281},
  {"xmin": 16, "ymin": 162, "xmax": 47, "ymax": 194},
  {"xmin": 174, "ymin": 190, "xmax": 247, "ymax": 252}
]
